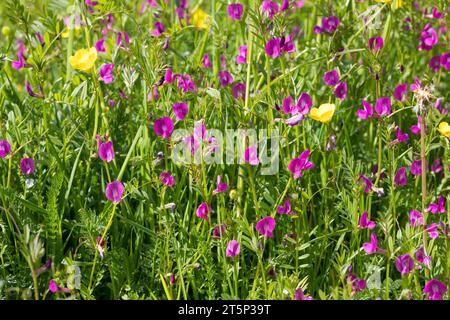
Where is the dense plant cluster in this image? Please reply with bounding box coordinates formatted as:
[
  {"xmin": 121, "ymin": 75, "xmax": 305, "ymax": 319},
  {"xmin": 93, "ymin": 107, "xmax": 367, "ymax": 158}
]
[{"xmin": 0, "ymin": 0, "xmax": 449, "ymax": 300}]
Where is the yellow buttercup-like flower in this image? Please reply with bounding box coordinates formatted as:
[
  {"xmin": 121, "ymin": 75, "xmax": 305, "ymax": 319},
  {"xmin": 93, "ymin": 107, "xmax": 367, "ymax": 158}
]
[
  {"xmin": 438, "ymin": 122, "xmax": 450, "ymax": 138},
  {"xmin": 374, "ymin": 0, "xmax": 402, "ymax": 9},
  {"xmin": 69, "ymin": 47, "xmax": 97, "ymax": 72},
  {"xmin": 191, "ymin": 8, "xmax": 211, "ymax": 29},
  {"xmin": 310, "ymin": 103, "xmax": 336, "ymax": 123}
]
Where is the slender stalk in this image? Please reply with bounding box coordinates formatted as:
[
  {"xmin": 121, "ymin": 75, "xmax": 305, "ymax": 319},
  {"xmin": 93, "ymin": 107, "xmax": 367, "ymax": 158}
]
[{"xmin": 420, "ymin": 111, "xmax": 430, "ymax": 278}]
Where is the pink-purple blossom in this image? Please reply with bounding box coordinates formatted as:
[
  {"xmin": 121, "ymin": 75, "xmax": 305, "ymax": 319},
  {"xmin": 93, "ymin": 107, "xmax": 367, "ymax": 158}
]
[
  {"xmin": 173, "ymin": 102, "xmax": 188, "ymax": 121},
  {"xmin": 409, "ymin": 210, "xmax": 424, "ymax": 227},
  {"xmin": 226, "ymin": 240, "xmax": 240, "ymax": 257},
  {"xmin": 154, "ymin": 117, "xmax": 174, "ymax": 139},
  {"xmin": 105, "ymin": 181, "xmax": 124, "ymax": 204},
  {"xmin": 244, "ymin": 145, "xmax": 260, "ymax": 166},
  {"xmin": 288, "ymin": 150, "xmax": 314, "ymax": 179},
  {"xmin": 160, "ymin": 171, "xmax": 175, "ymax": 187},
  {"xmin": 0, "ymin": 140, "xmax": 12, "ymax": 158},
  {"xmin": 358, "ymin": 211, "xmax": 375, "ymax": 230},
  {"xmin": 395, "ymin": 254, "xmax": 414, "ymax": 275},
  {"xmin": 98, "ymin": 64, "xmax": 114, "ymax": 84},
  {"xmin": 228, "ymin": 3, "xmax": 244, "ymax": 21},
  {"xmin": 196, "ymin": 202, "xmax": 210, "ymax": 220},
  {"xmin": 256, "ymin": 216, "xmax": 276, "ymax": 238},
  {"xmin": 20, "ymin": 157, "xmax": 35, "ymax": 175},
  {"xmin": 96, "ymin": 135, "xmax": 115, "ymax": 162},
  {"xmin": 423, "ymin": 279, "xmax": 447, "ymax": 300}
]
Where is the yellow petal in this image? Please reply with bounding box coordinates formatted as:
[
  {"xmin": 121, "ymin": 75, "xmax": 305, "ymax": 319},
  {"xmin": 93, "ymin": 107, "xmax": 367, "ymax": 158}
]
[
  {"xmin": 438, "ymin": 122, "xmax": 450, "ymax": 138},
  {"xmin": 309, "ymin": 108, "xmax": 321, "ymax": 122},
  {"xmin": 69, "ymin": 47, "xmax": 97, "ymax": 72},
  {"xmin": 192, "ymin": 9, "xmax": 210, "ymax": 29},
  {"xmin": 310, "ymin": 103, "xmax": 336, "ymax": 123}
]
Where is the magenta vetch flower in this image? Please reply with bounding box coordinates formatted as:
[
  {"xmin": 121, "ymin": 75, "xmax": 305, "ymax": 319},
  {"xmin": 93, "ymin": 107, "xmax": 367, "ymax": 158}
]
[
  {"xmin": 173, "ymin": 102, "xmax": 188, "ymax": 121},
  {"xmin": 194, "ymin": 123, "xmax": 207, "ymax": 141},
  {"xmin": 346, "ymin": 267, "xmax": 366, "ymax": 295},
  {"xmin": 116, "ymin": 31, "xmax": 130, "ymax": 48},
  {"xmin": 423, "ymin": 279, "xmax": 448, "ymax": 300},
  {"xmin": 441, "ymin": 53, "xmax": 450, "ymax": 70},
  {"xmin": 395, "ymin": 254, "xmax": 414, "ymax": 275},
  {"xmin": 196, "ymin": 202, "xmax": 210, "ymax": 220},
  {"xmin": 35, "ymin": 32, "xmax": 44, "ymax": 45},
  {"xmin": 410, "ymin": 116, "xmax": 423, "ymax": 135},
  {"xmin": 362, "ymin": 233, "xmax": 385, "ymax": 254},
  {"xmin": 265, "ymin": 38, "xmax": 281, "ymax": 58},
  {"xmin": 26, "ymin": 81, "xmax": 44, "ymax": 99},
  {"xmin": 154, "ymin": 117, "xmax": 174, "ymax": 139},
  {"xmin": 236, "ymin": 45, "xmax": 247, "ymax": 64},
  {"xmin": 357, "ymin": 175, "xmax": 373, "ymax": 193},
  {"xmin": 409, "ymin": 210, "xmax": 424, "ymax": 227},
  {"xmin": 415, "ymin": 246, "xmax": 431, "ymax": 267},
  {"xmin": 160, "ymin": 171, "xmax": 175, "ymax": 187},
  {"xmin": 288, "ymin": 150, "xmax": 314, "ymax": 179},
  {"xmin": 323, "ymin": 70, "xmax": 340, "ymax": 86},
  {"xmin": 294, "ymin": 288, "xmax": 313, "ymax": 300},
  {"xmin": 418, "ymin": 24, "xmax": 438, "ymax": 51},
  {"xmin": 218, "ymin": 70, "xmax": 234, "ymax": 87},
  {"xmin": 334, "ymin": 82, "xmax": 347, "ymax": 100},
  {"xmin": 256, "ymin": 216, "xmax": 276, "ymax": 238},
  {"xmin": 213, "ymin": 224, "xmax": 227, "ymax": 238},
  {"xmin": 280, "ymin": 0, "xmax": 289, "ymax": 11},
  {"xmin": 261, "ymin": 0, "xmax": 279, "ymax": 20},
  {"xmin": 244, "ymin": 145, "xmax": 260, "ymax": 166},
  {"xmin": 277, "ymin": 198, "xmax": 292, "ymax": 215},
  {"xmin": 394, "ymin": 167, "xmax": 407, "ymax": 186},
  {"xmin": 395, "ymin": 127, "xmax": 408, "ymax": 143},
  {"xmin": 410, "ymin": 160, "xmax": 423, "ymax": 176},
  {"xmin": 368, "ymin": 36, "xmax": 383, "ymax": 54},
  {"xmin": 177, "ymin": 74, "xmax": 196, "ymax": 92},
  {"xmin": 49, "ymin": 279, "xmax": 59, "ymax": 293},
  {"xmin": 20, "ymin": 158, "xmax": 35, "ymax": 175},
  {"xmin": 96, "ymin": 135, "xmax": 115, "ymax": 162},
  {"xmin": 374, "ymin": 97, "xmax": 391, "ymax": 116},
  {"xmin": 11, "ymin": 43, "xmax": 31, "ymax": 70},
  {"xmin": 98, "ymin": 64, "xmax": 114, "ymax": 84},
  {"xmin": 151, "ymin": 21, "xmax": 165, "ymax": 37},
  {"xmin": 105, "ymin": 181, "xmax": 124, "ymax": 204},
  {"xmin": 357, "ymin": 100, "xmax": 373, "ymax": 120},
  {"xmin": 429, "ymin": 55, "xmax": 441, "ymax": 72},
  {"xmin": 164, "ymin": 68, "xmax": 175, "ymax": 84},
  {"xmin": 226, "ymin": 240, "xmax": 240, "ymax": 257},
  {"xmin": 0, "ymin": 140, "xmax": 12, "ymax": 158},
  {"xmin": 431, "ymin": 7, "xmax": 444, "ymax": 19},
  {"xmin": 434, "ymin": 98, "xmax": 448, "ymax": 115},
  {"xmin": 228, "ymin": 3, "xmax": 244, "ymax": 21},
  {"xmin": 393, "ymin": 83, "xmax": 408, "ymax": 102},
  {"xmin": 280, "ymin": 34, "xmax": 296, "ymax": 53},
  {"xmin": 293, "ymin": 92, "xmax": 312, "ymax": 115},
  {"xmin": 315, "ymin": 16, "xmax": 340, "ymax": 34},
  {"xmin": 358, "ymin": 211, "xmax": 375, "ymax": 230},
  {"xmin": 213, "ymin": 175, "xmax": 228, "ymax": 194},
  {"xmin": 430, "ymin": 159, "xmax": 443, "ymax": 174},
  {"xmin": 232, "ymin": 83, "xmax": 246, "ymax": 100},
  {"xmin": 282, "ymin": 96, "xmax": 294, "ymax": 114},
  {"xmin": 426, "ymin": 223, "xmax": 439, "ymax": 239},
  {"xmin": 203, "ymin": 54, "xmax": 211, "ymax": 68},
  {"xmin": 427, "ymin": 196, "xmax": 446, "ymax": 214}
]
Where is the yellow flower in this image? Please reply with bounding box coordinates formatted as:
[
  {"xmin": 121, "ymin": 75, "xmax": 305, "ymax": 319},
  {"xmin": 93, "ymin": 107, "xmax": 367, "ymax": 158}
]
[
  {"xmin": 2, "ymin": 26, "xmax": 10, "ymax": 36},
  {"xmin": 191, "ymin": 8, "xmax": 211, "ymax": 29},
  {"xmin": 438, "ymin": 122, "xmax": 450, "ymax": 138},
  {"xmin": 374, "ymin": 0, "xmax": 402, "ymax": 9},
  {"xmin": 69, "ymin": 47, "xmax": 97, "ymax": 72},
  {"xmin": 310, "ymin": 103, "xmax": 336, "ymax": 123}
]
